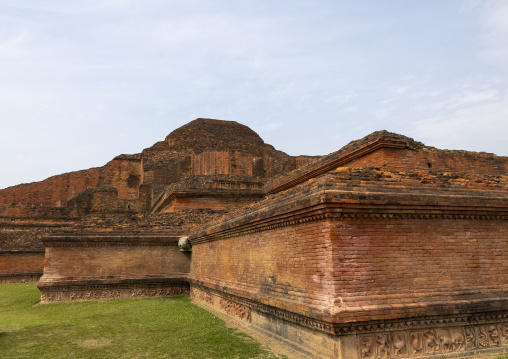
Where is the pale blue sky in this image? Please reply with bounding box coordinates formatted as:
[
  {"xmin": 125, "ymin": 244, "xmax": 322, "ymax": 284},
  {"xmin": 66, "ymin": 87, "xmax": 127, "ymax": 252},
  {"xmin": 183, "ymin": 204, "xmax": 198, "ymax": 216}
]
[{"xmin": 1, "ymin": 0, "xmax": 507, "ymax": 189}]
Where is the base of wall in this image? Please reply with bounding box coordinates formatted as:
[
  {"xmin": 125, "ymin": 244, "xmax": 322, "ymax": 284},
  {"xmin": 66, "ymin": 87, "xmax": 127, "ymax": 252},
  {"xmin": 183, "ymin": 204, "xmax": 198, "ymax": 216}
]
[
  {"xmin": 0, "ymin": 272, "xmax": 43, "ymax": 284},
  {"xmin": 38, "ymin": 278, "xmax": 190, "ymax": 304},
  {"xmin": 190, "ymin": 284, "xmax": 508, "ymax": 359},
  {"xmin": 190, "ymin": 284, "xmax": 339, "ymax": 358}
]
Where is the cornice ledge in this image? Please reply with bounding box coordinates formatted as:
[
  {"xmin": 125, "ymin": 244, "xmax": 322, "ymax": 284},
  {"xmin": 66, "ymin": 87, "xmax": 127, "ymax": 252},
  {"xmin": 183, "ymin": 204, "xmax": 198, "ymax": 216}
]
[
  {"xmin": 41, "ymin": 233, "xmax": 182, "ymax": 247},
  {"xmin": 189, "ymin": 200, "xmax": 508, "ymax": 245}
]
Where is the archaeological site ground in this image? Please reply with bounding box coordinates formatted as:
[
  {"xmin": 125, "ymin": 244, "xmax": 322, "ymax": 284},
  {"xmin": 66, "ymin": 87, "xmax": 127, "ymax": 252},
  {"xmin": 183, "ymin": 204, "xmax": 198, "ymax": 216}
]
[{"xmin": 1, "ymin": 118, "xmax": 507, "ymax": 358}]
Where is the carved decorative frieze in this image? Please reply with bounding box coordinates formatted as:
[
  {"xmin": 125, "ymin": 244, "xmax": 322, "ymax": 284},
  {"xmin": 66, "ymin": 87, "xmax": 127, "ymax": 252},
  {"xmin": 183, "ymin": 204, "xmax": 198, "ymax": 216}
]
[
  {"xmin": 0, "ymin": 274, "xmax": 42, "ymax": 284},
  {"xmin": 190, "ymin": 284, "xmax": 508, "ymax": 338},
  {"xmin": 337, "ymin": 312, "xmax": 508, "ymax": 336},
  {"xmin": 70, "ymin": 289, "xmax": 121, "ymax": 301},
  {"xmin": 190, "ymin": 283, "xmax": 335, "ymax": 333},
  {"xmin": 359, "ymin": 322, "xmax": 507, "ymax": 358},
  {"xmin": 39, "ymin": 283, "xmax": 189, "ymax": 303},
  {"xmin": 129, "ymin": 286, "xmax": 188, "ymax": 298},
  {"xmin": 501, "ymin": 323, "xmax": 508, "ymax": 345},
  {"xmin": 191, "ymin": 287, "xmax": 214, "ymax": 305},
  {"xmin": 191, "ymin": 286, "xmax": 251, "ymax": 322},
  {"xmin": 219, "ymin": 297, "xmax": 251, "ymax": 322},
  {"xmin": 40, "ymin": 291, "xmax": 63, "ymax": 303},
  {"xmin": 249, "ymin": 299, "xmax": 335, "ymax": 334}
]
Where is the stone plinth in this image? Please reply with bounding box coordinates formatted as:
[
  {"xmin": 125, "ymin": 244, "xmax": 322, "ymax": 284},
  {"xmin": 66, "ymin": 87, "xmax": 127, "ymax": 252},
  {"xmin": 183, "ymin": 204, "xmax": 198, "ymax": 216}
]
[
  {"xmin": 188, "ymin": 170, "xmax": 508, "ymax": 359},
  {"xmin": 37, "ymin": 233, "xmax": 190, "ymax": 303},
  {"xmin": 0, "ymin": 249, "xmax": 45, "ymax": 284}
]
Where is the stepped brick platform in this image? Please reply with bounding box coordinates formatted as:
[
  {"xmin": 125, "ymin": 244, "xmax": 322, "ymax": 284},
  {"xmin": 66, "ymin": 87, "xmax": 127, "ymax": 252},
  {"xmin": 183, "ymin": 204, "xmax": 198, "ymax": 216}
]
[
  {"xmin": 0, "ymin": 215, "xmax": 78, "ymax": 283},
  {"xmin": 150, "ymin": 175, "xmax": 266, "ymax": 213},
  {"xmin": 2, "ymin": 120, "xmax": 507, "ymax": 358},
  {"xmin": 37, "ymin": 233, "xmax": 190, "ymax": 303},
  {"xmin": 188, "ymin": 167, "xmax": 508, "ymax": 358}
]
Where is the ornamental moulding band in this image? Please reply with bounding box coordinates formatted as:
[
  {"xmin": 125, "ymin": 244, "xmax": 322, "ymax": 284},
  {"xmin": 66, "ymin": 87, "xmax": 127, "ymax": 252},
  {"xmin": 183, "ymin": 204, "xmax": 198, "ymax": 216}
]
[
  {"xmin": 190, "ymin": 283, "xmax": 508, "ymax": 336},
  {"xmin": 189, "ymin": 203, "xmax": 508, "ymax": 245}
]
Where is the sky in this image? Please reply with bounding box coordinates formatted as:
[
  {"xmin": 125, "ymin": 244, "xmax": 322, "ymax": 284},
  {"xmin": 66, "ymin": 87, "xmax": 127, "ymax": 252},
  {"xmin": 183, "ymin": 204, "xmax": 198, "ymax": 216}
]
[{"xmin": 1, "ymin": 0, "xmax": 507, "ymax": 189}]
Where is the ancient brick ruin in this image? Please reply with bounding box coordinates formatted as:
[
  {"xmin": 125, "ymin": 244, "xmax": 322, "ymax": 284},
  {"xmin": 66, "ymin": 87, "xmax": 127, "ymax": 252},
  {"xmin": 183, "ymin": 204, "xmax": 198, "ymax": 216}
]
[{"xmin": 1, "ymin": 118, "xmax": 507, "ymax": 358}]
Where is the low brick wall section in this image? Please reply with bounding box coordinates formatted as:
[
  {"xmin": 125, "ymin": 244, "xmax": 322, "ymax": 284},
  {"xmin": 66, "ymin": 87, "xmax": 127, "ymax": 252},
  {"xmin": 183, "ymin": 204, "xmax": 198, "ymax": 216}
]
[
  {"xmin": 37, "ymin": 233, "xmax": 190, "ymax": 303},
  {"xmin": 0, "ymin": 249, "xmax": 45, "ymax": 284}
]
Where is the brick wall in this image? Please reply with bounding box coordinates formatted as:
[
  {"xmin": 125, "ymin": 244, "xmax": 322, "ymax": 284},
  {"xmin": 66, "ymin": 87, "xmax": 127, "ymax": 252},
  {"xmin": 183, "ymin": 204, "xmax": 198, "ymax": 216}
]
[
  {"xmin": 0, "ymin": 250, "xmax": 45, "ymax": 283},
  {"xmin": 190, "ymin": 219, "xmax": 336, "ymax": 318},
  {"xmin": 346, "ymin": 147, "xmax": 508, "ymax": 175},
  {"xmin": 330, "ymin": 216, "xmax": 508, "ymax": 322},
  {"xmin": 191, "ymin": 215, "xmax": 508, "ymax": 323},
  {"xmin": 265, "ymin": 133, "xmax": 508, "ymax": 194},
  {"xmin": 0, "ymin": 216, "xmax": 78, "ymax": 249},
  {"xmin": 37, "ymin": 233, "xmax": 191, "ymax": 302},
  {"xmin": 0, "ymin": 156, "xmax": 141, "ymax": 212},
  {"xmin": 188, "ymin": 168, "xmax": 508, "ymax": 358},
  {"xmin": 192, "ymin": 151, "xmax": 255, "ymax": 176},
  {"xmin": 164, "ymin": 196, "xmax": 260, "ymax": 212},
  {"xmin": 38, "ymin": 234, "xmax": 189, "ymax": 281}
]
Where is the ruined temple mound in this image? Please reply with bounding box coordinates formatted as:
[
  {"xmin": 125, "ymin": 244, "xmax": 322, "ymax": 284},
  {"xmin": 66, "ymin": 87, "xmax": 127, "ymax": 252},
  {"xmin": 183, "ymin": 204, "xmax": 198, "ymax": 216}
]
[{"xmin": 164, "ymin": 118, "xmax": 273, "ymax": 154}]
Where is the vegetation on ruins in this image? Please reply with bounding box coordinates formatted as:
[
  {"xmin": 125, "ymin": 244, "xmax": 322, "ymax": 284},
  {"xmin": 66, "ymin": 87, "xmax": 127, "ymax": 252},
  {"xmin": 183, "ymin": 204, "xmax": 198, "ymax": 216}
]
[{"xmin": 0, "ymin": 284, "xmax": 282, "ymax": 359}]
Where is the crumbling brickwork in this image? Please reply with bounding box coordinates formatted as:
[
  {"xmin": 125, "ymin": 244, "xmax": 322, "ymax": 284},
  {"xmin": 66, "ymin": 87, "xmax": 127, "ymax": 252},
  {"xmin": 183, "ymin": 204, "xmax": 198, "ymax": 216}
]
[
  {"xmin": 0, "ymin": 118, "xmax": 310, "ymax": 284},
  {"xmin": 1, "ymin": 119, "xmax": 506, "ymax": 358},
  {"xmin": 0, "ymin": 155, "xmax": 141, "ymax": 214},
  {"xmin": 265, "ymin": 130, "xmax": 508, "ymax": 194}
]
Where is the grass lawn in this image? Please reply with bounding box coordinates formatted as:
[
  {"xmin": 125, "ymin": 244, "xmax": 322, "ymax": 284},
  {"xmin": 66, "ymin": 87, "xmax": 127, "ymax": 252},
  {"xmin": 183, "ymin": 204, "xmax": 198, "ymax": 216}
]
[{"xmin": 0, "ymin": 283, "xmax": 282, "ymax": 359}]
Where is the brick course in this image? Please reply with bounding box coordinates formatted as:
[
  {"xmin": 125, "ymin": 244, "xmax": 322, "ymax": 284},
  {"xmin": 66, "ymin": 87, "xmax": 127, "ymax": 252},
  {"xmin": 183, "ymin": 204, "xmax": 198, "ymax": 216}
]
[
  {"xmin": 1, "ymin": 120, "xmax": 507, "ymax": 358},
  {"xmin": 37, "ymin": 233, "xmax": 190, "ymax": 303},
  {"xmin": 189, "ymin": 167, "xmax": 508, "ymax": 358},
  {"xmin": 0, "ymin": 250, "xmax": 45, "ymax": 283}
]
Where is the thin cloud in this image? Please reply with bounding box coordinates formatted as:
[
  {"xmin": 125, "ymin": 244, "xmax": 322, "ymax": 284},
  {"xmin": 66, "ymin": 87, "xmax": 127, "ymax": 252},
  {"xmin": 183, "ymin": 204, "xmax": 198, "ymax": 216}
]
[
  {"xmin": 411, "ymin": 92, "xmax": 508, "ymax": 154},
  {"xmin": 0, "ymin": 1, "xmax": 507, "ymax": 189}
]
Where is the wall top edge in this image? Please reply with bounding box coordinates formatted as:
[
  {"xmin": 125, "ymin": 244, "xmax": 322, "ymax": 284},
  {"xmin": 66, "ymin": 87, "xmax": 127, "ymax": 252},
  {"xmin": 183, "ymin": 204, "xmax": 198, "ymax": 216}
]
[
  {"xmin": 265, "ymin": 136, "xmax": 408, "ymax": 194},
  {"xmin": 41, "ymin": 232, "xmax": 185, "ymax": 246},
  {"xmin": 37, "ymin": 276, "xmax": 189, "ymax": 288},
  {"xmin": 189, "ymin": 186, "xmax": 508, "ymax": 241},
  {"xmin": 0, "ymin": 249, "xmax": 45, "ymax": 254}
]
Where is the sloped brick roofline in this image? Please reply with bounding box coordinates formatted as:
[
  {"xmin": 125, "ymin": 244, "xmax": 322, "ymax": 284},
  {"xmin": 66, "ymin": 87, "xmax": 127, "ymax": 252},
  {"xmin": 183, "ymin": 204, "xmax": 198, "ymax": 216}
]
[{"xmin": 265, "ymin": 135, "xmax": 409, "ymax": 194}]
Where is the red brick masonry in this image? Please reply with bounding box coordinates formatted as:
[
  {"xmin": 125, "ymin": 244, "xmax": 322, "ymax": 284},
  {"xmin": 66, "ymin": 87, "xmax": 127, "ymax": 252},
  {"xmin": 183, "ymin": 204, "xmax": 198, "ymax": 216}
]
[
  {"xmin": 37, "ymin": 233, "xmax": 190, "ymax": 303},
  {"xmin": 0, "ymin": 249, "xmax": 45, "ymax": 283},
  {"xmin": 6, "ymin": 124, "xmax": 507, "ymax": 358},
  {"xmin": 189, "ymin": 169, "xmax": 508, "ymax": 358}
]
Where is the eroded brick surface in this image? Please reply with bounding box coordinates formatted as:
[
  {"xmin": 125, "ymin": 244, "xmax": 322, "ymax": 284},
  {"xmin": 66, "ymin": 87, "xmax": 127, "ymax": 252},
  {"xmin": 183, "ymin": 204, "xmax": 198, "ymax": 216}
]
[{"xmin": 0, "ymin": 119, "xmax": 507, "ymax": 358}]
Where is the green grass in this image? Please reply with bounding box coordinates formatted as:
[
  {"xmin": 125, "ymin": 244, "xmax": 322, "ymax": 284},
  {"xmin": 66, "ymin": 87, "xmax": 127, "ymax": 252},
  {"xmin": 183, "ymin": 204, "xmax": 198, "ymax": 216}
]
[{"xmin": 0, "ymin": 283, "xmax": 281, "ymax": 359}]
